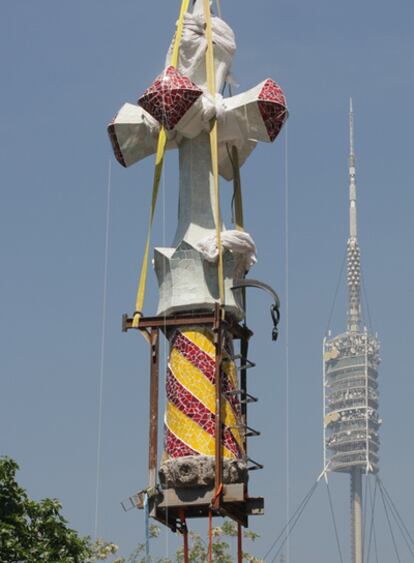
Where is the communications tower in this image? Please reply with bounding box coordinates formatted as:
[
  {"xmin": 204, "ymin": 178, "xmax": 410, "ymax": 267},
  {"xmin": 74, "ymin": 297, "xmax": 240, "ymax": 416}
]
[{"xmin": 323, "ymin": 100, "xmax": 381, "ymax": 563}]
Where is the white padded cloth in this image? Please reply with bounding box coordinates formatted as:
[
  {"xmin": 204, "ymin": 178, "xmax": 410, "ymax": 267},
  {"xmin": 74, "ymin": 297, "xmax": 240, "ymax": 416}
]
[
  {"xmin": 165, "ymin": 12, "xmax": 236, "ymax": 91},
  {"xmin": 195, "ymin": 230, "xmax": 257, "ymax": 271}
]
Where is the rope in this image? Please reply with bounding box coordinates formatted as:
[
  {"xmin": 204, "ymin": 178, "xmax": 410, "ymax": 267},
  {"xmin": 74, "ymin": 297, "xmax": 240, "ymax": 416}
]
[
  {"xmin": 203, "ymin": 0, "xmax": 225, "ymax": 306},
  {"xmin": 262, "ymin": 479, "xmax": 319, "ymax": 561},
  {"xmin": 325, "ymin": 481, "xmax": 344, "ymax": 563},
  {"xmin": 93, "ymin": 159, "xmax": 112, "ymax": 539},
  {"xmin": 132, "ymin": 0, "xmax": 191, "ymax": 329}
]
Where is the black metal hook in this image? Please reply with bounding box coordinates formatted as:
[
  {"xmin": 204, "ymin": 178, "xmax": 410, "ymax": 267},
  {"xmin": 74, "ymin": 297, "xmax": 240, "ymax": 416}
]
[{"xmin": 231, "ymin": 278, "xmax": 281, "ymax": 342}]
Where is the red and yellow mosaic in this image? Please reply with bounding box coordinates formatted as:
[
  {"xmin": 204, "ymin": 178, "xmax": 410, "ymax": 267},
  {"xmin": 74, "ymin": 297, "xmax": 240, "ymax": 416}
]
[{"xmin": 165, "ymin": 328, "xmax": 244, "ymax": 460}]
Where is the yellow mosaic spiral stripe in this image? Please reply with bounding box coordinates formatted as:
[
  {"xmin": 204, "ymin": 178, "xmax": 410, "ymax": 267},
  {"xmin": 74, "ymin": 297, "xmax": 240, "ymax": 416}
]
[{"xmin": 165, "ymin": 328, "xmax": 244, "ymax": 458}]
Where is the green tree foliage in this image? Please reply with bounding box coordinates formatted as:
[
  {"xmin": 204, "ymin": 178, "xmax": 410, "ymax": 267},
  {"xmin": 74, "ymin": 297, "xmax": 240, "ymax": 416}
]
[
  {"xmin": 91, "ymin": 520, "xmax": 263, "ymax": 563},
  {"xmin": 0, "ymin": 457, "xmax": 262, "ymax": 562},
  {"xmin": 0, "ymin": 457, "xmax": 92, "ymax": 563}
]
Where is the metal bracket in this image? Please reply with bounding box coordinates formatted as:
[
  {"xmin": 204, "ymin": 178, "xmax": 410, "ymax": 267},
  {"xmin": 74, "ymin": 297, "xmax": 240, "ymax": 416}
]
[
  {"xmin": 229, "ymin": 424, "xmax": 260, "ymax": 438},
  {"xmin": 225, "ymin": 354, "xmax": 256, "ymax": 371},
  {"xmin": 225, "ymin": 389, "xmax": 258, "ymax": 404},
  {"xmin": 247, "ymin": 458, "xmax": 264, "ymax": 471},
  {"xmin": 245, "ymin": 425, "xmax": 261, "ymax": 438},
  {"xmin": 231, "ymin": 279, "xmax": 281, "ymax": 341}
]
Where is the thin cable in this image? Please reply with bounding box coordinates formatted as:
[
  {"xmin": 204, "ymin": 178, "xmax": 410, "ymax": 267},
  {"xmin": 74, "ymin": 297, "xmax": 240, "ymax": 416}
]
[
  {"xmin": 284, "ymin": 122, "xmax": 290, "ymax": 563},
  {"xmin": 326, "ymin": 481, "xmax": 344, "ymax": 563},
  {"xmin": 372, "ymin": 518, "xmax": 379, "ymax": 563},
  {"xmin": 365, "ymin": 477, "xmax": 378, "ymax": 563},
  {"xmin": 362, "ymin": 474, "xmax": 369, "ymax": 553},
  {"xmin": 159, "ymin": 58, "xmax": 170, "ymax": 563},
  {"xmin": 379, "ymin": 477, "xmax": 414, "ymax": 549},
  {"xmin": 326, "ymin": 248, "xmax": 346, "ymax": 333},
  {"xmin": 361, "ymin": 268, "xmax": 374, "ymax": 332},
  {"xmin": 378, "ymin": 478, "xmax": 401, "ymax": 562},
  {"xmin": 378, "ymin": 477, "xmax": 414, "ymax": 559},
  {"xmin": 162, "ymin": 145, "xmax": 170, "ymax": 562},
  {"xmin": 270, "ymin": 481, "xmax": 319, "ymax": 563},
  {"xmin": 215, "ymin": 0, "xmax": 222, "ymax": 18},
  {"xmin": 262, "ymin": 480, "xmax": 319, "ymax": 560},
  {"xmin": 94, "ymin": 159, "xmax": 112, "ymax": 539}
]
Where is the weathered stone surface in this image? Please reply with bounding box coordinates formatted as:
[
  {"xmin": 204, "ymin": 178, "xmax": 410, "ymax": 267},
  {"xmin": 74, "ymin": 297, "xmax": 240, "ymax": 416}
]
[{"xmin": 159, "ymin": 455, "xmax": 248, "ymax": 489}]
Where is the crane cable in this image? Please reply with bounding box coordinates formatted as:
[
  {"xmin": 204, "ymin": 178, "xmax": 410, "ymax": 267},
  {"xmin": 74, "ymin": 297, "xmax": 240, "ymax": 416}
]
[
  {"xmin": 93, "ymin": 159, "xmax": 112, "ymax": 540},
  {"xmin": 132, "ymin": 0, "xmax": 191, "ymax": 329},
  {"xmin": 204, "ymin": 0, "xmax": 225, "ymax": 552}
]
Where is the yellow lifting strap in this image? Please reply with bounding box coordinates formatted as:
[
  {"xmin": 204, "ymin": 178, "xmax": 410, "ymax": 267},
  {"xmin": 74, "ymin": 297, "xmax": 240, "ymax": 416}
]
[
  {"xmin": 132, "ymin": 0, "xmax": 191, "ymax": 329},
  {"xmin": 231, "ymin": 145, "xmax": 244, "ymax": 232},
  {"xmin": 203, "ymin": 0, "xmax": 225, "ymax": 306}
]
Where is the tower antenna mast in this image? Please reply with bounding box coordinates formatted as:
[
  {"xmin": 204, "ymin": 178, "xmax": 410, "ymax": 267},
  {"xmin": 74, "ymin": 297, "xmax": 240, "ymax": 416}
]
[{"xmin": 347, "ymin": 98, "xmax": 361, "ymax": 334}]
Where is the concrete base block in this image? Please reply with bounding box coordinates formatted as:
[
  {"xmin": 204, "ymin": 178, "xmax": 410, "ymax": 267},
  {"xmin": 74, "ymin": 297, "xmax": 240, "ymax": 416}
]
[{"xmin": 159, "ymin": 455, "xmax": 248, "ymax": 489}]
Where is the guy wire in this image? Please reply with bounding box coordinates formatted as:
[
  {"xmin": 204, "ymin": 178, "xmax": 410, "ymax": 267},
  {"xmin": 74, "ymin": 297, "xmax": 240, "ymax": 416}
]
[
  {"xmin": 284, "ymin": 122, "xmax": 290, "ymax": 562},
  {"xmin": 94, "ymin": 158, "xmax": 112, "ymax": 539}
]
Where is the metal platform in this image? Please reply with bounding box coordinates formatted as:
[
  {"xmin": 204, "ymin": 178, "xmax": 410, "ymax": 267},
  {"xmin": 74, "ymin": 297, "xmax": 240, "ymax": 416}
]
[{"xmin": 122, "ymin": 304, "xmax": 263, "ymax": 529}]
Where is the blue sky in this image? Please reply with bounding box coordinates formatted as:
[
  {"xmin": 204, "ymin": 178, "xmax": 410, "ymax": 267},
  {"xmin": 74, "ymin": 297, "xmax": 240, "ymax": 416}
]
[{"xmin": 1, "ymin": 1, "xmax": 413, "ymax": 561}]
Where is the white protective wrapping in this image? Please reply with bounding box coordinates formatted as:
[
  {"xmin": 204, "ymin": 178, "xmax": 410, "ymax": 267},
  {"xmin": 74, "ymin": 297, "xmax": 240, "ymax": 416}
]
[
  {"xmin": 165, "ymin": 11, "xmax": 236, "ymax": 92},
  {"xmin": 108, "ymin": 103, "xmax": 160, "ymax": 167},
  {"xmin": 195, "ymin": 230, "xmax": 257, "ymax": 272},
  {"xmin": 108, "ymin": 6, "xmax": 284, "ymax": 179}
]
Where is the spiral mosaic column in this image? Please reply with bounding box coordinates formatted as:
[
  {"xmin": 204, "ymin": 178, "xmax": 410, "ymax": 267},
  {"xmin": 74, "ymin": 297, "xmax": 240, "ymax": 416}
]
[{"xmin": 160, "ymin": 327, "xmax": 245, "ymax": 488}]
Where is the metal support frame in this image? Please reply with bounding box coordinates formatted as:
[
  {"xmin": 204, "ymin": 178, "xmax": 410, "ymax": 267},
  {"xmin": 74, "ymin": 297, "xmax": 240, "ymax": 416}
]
[
  {"xmin": 149, "ymin": 328, "xmax": 159, "ymax": 490},
  {"xmin": 123, "ymin": 306, "xmax": 263, "ymax": 531},
  {"xmin": 213, "ymin": 303, "xmax": 224, "ymax": 509},
  {"xmin": 237, "ymin": 523, "xmax": 243, "ymax": 563}
]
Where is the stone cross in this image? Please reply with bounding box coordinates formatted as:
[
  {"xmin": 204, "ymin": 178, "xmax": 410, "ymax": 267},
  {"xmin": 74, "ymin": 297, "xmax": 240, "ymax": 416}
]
[{"xmin": 108, "ymin": 2, "xmax": 287, "ymax": 488}]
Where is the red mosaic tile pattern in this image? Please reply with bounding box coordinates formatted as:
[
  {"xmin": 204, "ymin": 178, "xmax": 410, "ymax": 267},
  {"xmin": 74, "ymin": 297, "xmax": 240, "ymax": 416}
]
[
  {"xmin": 107, "ymin": 119, "xmax": 126, "ymax": 167},
  {"xmin": 166, "ymin": 368, "xmax": 243, "ymax": 459},
  {"xmin": 138, "ymin": 66, "xmax": 202, "ymax": 130},
  {"xmin": 258, "ymin": 79, "xmax": 288, "ymax": 142},
  {"xmin": 165, "ymin": 427, "xmax": 197, "ymax": 458},
  {"xmin": 172, "ymin": 331, "xmax": 241, "ymax": 417}
]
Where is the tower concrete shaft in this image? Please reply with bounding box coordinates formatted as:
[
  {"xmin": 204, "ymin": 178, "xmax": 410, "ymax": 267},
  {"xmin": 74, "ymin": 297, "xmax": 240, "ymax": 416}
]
[{"xmin": 351, "ymin": 467, "xmax": 363, "ymax": 563}]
